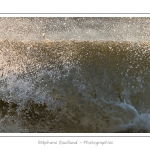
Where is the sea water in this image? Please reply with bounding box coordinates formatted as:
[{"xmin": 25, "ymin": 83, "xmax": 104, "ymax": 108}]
[{"xmin": 0, "ymin": 18, "xmax": 150, "ymax": 132}]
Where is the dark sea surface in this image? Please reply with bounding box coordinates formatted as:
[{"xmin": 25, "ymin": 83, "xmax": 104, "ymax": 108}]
[{"xmin": 0, "ymin": 18, "xmax": 150, "ymax": 132}]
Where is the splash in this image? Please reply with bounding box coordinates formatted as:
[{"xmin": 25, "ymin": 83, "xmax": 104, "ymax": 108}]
[{"xmin": 0, "ymin": 40, "xmax": 150, "ymax": 132}]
